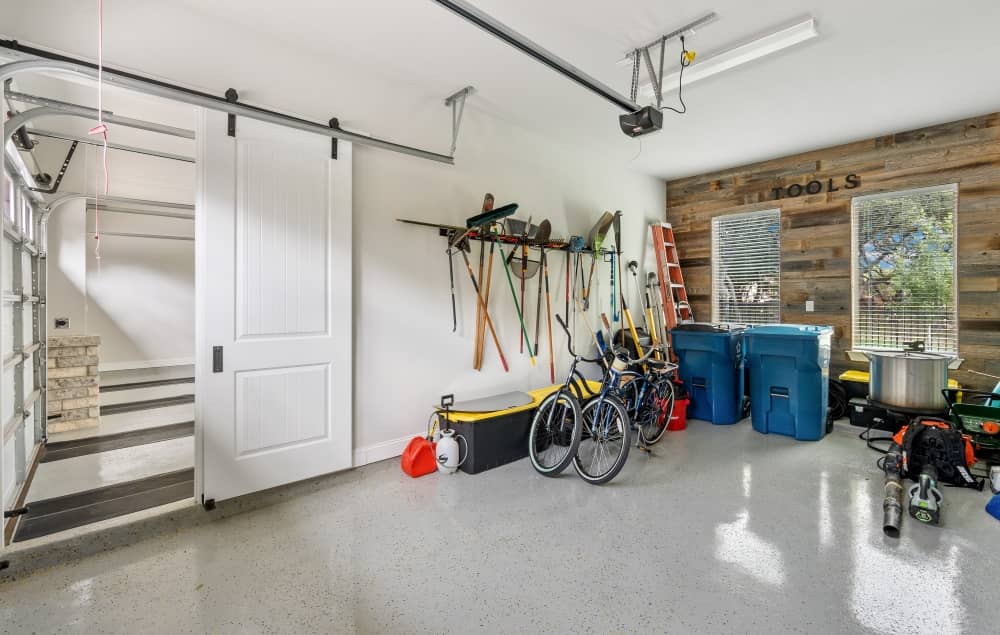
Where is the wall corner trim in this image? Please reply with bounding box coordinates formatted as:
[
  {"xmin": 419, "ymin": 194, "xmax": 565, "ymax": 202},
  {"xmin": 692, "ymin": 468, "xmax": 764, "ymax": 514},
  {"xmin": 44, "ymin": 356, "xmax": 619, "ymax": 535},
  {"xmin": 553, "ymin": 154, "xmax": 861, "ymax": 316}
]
[{"xmin": 353, "ymin": 432, "xmax": 423, "ymax": 468}]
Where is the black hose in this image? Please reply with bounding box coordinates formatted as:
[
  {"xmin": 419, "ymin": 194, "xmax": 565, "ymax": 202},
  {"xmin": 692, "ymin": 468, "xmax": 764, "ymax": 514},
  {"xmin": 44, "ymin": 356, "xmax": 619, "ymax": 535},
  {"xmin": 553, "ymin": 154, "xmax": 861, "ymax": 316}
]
[{"xmin": 828, "ymin": 379, "xmax": 849, "ymax": 420}]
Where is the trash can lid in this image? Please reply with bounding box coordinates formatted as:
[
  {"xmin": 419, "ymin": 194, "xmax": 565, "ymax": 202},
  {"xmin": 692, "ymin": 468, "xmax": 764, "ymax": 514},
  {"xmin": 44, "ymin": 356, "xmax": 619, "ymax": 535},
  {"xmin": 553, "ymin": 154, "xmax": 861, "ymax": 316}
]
[
  {"xmin": 745, "ymin": 324, "xmax": 833, "ymax": 338},
  {"xmin": 672, "ymin": 322, "xmax": 746, "ymax": 333}
]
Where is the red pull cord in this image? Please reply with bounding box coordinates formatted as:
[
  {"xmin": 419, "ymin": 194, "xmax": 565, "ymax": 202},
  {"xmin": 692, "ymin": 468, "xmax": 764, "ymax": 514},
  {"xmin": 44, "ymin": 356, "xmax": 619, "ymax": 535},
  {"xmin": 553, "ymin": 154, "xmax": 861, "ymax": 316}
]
[{"xmin": 87, "ymin": 0, "xmax": 108, "ymax": 265}]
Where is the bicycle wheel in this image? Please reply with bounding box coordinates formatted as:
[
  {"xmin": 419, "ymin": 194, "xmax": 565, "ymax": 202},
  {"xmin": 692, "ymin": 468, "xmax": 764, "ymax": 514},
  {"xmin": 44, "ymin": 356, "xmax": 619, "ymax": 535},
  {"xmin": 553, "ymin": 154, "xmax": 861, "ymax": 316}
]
[
  {"xmin": 528, "ymin": 390, "xmax": 583, "ymax": 476},
  {"xmin": 574, "ymin": 395, "xmax": 631, "ymax": 484},
  {"xmin": 616, "ymin": 371, "xmax": 645, "ymax": 421},
  {"xmin": 639, "ymin": 376, "xmax": 675, "ymax": 446}
]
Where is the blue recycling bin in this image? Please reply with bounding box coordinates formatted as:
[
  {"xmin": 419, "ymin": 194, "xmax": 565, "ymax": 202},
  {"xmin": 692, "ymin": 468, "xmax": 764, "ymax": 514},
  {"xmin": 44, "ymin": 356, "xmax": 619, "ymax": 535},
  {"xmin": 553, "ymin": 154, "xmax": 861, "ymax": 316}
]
[
  {"xmin": 743, "ymin": 324, "xmax": 833, "ymax": 441},
  {"xmin": 670, "ymin": 323, "xmax": 746, "ymax": 424}
]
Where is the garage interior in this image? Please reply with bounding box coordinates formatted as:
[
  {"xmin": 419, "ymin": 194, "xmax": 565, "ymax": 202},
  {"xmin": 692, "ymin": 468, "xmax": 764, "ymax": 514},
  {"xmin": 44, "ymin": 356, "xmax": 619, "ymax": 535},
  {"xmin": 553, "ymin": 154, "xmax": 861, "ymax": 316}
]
[{"xmin": 1, "ymin": 1, "xmax": 999, "ymax": 633}]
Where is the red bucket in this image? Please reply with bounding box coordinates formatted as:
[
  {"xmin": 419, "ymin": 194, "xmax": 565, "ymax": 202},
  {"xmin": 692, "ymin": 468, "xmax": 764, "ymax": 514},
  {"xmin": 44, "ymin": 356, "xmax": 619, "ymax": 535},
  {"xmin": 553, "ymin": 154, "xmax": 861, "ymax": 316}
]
[{"xmin": 668, "ymin": 398, "xmax": 690, "ymax": 431}]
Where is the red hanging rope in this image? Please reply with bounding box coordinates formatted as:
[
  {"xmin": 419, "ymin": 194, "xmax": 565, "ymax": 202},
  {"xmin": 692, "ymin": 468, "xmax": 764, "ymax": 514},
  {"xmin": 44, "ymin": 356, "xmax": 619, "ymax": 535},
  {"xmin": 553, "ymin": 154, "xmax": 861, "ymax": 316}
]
[{"xmin": 87, "ymin": 0, "xmax": 109, "ymax": 264}]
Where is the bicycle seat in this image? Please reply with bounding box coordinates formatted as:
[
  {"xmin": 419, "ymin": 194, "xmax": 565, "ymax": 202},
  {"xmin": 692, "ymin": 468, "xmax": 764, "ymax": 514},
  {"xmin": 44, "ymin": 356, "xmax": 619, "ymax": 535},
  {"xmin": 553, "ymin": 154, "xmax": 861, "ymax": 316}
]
[{"xmin": 646, "ymin": 358, "xmax": 674, "ymax": 373}]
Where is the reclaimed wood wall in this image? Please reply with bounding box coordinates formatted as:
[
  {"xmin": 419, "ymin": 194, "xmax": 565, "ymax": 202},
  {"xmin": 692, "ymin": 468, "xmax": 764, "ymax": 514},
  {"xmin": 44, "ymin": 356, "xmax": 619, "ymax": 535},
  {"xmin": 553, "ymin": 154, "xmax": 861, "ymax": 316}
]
[{"xmin": 665, "ymin": 113, "xmax": 1000, "ymax": 390}]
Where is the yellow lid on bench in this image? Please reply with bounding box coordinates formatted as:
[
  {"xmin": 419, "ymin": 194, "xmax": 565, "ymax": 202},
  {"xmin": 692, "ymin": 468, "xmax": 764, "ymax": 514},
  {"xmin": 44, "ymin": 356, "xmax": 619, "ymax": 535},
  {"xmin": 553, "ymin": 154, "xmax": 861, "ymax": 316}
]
[{"xmin": 441, "ymin": 381, "xmax": 603, "ymax": 423}]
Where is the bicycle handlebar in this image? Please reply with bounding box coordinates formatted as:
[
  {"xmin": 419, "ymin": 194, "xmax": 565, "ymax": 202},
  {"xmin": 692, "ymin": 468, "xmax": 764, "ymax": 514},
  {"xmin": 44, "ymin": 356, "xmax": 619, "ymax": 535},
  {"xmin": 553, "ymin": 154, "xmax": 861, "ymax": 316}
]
[
  {"xmin": 555, "ymin": 313, "xmax": 604, "ymax": 364},
  {"xmin": 614, "ymin": 343, "xmax": 664, "ymax": 367}
]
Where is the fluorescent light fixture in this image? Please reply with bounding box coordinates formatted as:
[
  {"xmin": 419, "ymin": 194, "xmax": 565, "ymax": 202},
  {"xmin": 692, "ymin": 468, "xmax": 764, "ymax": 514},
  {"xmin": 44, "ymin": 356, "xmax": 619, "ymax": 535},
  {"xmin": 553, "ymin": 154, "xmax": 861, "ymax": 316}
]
[{"xmin": 642, "ymin": 17, "xmax": 818, "ymax": 98}]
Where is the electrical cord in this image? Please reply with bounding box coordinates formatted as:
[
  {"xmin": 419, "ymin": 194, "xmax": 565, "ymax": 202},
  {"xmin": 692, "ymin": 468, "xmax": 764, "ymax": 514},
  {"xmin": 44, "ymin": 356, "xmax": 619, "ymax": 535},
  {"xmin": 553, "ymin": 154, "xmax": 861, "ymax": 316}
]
[
  {"xmin": 659, "ymin": 35, "xmax": 692, "ymax": 115},
  {"xmin": 861, "ymin": 423, "xmax": 894, "ymax": 454}
]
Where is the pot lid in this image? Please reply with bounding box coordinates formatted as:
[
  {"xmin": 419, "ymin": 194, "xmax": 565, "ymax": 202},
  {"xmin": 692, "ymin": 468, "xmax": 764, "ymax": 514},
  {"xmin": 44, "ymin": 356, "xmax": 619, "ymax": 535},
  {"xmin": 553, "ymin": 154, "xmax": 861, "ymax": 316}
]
[{"xmin": 867, "ymin": 350, "xmax": 953, "ymax": 360}]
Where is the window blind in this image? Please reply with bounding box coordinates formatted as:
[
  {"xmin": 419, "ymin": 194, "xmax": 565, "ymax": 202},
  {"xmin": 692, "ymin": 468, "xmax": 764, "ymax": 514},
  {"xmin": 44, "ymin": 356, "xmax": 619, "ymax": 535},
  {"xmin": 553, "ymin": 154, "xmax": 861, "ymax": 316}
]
[
  {"xmin": 712, "ymin": 209, "xmax": 781, "ymax": 325},
  {"xmin": 852, "ymin": 184, "xmax": 957, "ymax": 354}
]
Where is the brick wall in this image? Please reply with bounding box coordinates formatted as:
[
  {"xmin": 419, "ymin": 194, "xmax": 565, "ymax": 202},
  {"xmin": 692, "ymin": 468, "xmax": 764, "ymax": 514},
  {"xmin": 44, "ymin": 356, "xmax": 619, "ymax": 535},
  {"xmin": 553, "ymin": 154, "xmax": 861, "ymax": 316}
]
[{"xmin": 47, "ymin": 335, "xmax": 101, "ymax": 434}]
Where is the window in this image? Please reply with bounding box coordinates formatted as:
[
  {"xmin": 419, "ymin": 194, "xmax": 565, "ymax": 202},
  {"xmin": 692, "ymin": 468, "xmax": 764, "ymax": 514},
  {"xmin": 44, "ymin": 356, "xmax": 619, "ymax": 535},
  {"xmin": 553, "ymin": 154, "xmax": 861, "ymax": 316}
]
[
  {"xmin": 4, "ymin": 172, "xmax": 14, "ymax": 224},
  {"xmin": 23, "ymin": 196, "xmax": 34, "ymax": 242},
  {"xmin": 712, "ymin": 209, "xmax": 781, "ymax": 324},
  {"xmin": 852, "ymin": 184, "xmax": 957, "ymax": 354}
]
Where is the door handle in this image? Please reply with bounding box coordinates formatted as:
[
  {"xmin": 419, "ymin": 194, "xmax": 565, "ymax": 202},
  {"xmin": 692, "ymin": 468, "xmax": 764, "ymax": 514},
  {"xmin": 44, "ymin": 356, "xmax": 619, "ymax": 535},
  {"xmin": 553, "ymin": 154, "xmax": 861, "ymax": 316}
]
[{"xmin": 213, "ymin": 346, "xmax": 224, "ymax": 373}]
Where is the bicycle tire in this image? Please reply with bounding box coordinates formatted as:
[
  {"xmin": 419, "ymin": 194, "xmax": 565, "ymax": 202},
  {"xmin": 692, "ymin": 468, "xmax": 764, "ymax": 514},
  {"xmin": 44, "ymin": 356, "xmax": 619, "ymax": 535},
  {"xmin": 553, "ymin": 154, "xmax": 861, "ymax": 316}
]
[
  {"xmin": 528, "ymin": 390, "xmax": 583, "ymax": 476},
  {"xmin": 640, "ymin": 376, "xmax": 675, "ymax": 446},
  {"xmin": 574, "ymin": 395, "xmax": 631, "ymax": 485}
]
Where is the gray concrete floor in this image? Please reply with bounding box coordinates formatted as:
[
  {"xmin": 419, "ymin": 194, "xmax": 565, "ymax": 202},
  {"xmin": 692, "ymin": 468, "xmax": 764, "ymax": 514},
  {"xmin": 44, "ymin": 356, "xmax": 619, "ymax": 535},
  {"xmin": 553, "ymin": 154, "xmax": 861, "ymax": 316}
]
[{"xmin": 2, "ymin": 420, "xmax": 998, "ymax": 634}]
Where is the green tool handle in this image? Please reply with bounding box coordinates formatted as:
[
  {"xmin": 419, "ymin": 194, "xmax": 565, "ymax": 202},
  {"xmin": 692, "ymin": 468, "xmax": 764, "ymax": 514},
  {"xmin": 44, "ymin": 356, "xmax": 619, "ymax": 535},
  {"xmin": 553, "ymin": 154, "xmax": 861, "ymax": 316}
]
[{"xmin": 500, "ymin": 245, "xmax": 536, "ymax": 365}]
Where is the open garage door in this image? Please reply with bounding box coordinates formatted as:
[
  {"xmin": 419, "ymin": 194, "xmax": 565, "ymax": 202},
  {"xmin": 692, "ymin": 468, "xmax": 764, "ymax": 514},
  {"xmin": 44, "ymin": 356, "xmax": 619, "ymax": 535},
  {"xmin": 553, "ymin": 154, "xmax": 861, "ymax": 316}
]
[{"xmin": 197, "ymin": 112, "xmax": 352, "ymax": 503}]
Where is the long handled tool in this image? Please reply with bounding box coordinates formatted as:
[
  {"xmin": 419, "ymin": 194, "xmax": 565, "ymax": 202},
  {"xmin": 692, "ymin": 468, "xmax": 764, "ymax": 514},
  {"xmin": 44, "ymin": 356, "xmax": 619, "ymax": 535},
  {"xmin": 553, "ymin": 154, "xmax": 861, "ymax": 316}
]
[
  {"xmin": 612, "ymin": 211, "xmax": 625, "ymax": 345},
  {"xmin": 476, "ymin": 235, "xmax": 497, "ymax": 370},
  {"xmin": 473, "ymin": 193, "xmax": 495, "ymax": 369},
  {"xmin": 563, "ymin": 249, "xmax": 570, "ymax": 319},
  {"xmin": 519, "ymin": 218, "xmax": 533, "ymax": 353},
  {"xmin": 474, "ymin": 237, "xmax": 485, "ymax": 366},
  {"xmin": 583, "ymin": 212, "xmax": 614, "ymax": 309},
  {"xmin": 499, "ymin": 243, "xmax": 537, "ymax": 366},
  {"xmin": 574, "ymin": 295, "xmax": 609, "ymax": 365},
  {"xmin": 452, "ymin": 240, "xmax": 509, "ymax": 372},
  {"xmin": 447, "ymin": 252, "xmax": 458, "ymax": 332},
  {"xmin": 634, "ymin": 262, "xmax": 662, "ymax": 360},
  {"xmin": 542, "ymin": 249, "xmax": 556, "ymax": 383},
  {"xmin": 530, "ymin": 221, "xmax": 551, "ymax": 358}
]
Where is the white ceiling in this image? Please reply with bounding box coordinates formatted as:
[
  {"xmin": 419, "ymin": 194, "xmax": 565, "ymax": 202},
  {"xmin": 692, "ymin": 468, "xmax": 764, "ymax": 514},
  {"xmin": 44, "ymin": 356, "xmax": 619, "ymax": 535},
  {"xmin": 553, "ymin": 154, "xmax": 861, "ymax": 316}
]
[{"xmin": 4, "ymin": 0, "xmax": 1000, "ymax": 179}]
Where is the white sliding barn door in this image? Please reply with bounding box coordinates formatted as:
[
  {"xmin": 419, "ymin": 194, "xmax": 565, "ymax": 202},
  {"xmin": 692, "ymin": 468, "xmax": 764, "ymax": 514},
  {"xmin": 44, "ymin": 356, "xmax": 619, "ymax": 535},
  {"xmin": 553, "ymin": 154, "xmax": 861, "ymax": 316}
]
[{"xmin": 197, "ymin": 112, "xmax": 352, "ymax": 503}]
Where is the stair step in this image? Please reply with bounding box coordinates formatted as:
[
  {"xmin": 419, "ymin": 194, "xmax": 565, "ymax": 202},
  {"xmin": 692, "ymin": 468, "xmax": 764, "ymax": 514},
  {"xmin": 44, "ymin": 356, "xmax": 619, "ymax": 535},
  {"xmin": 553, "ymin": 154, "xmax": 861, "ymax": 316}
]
[
  {"xmin": 41, "ymin": 421, "xmax": 194, "ymax": 463},
  {"xmin": 12, "ymin": 468, "xmax": 194, "ymax": 543},
  {"xmin": 101, "ymin": 377, "xmax": 194, "ymax": 393},
  {"xmin": 100, "ymin": 394, "xmax": 194, "ymax": 416}
]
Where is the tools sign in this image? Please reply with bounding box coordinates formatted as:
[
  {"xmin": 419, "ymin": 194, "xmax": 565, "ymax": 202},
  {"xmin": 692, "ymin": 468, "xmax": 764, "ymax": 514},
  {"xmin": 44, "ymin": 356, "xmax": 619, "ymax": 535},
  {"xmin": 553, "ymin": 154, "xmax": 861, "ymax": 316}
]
[{"xmin": 771, "ymin": 174, "xmax": 860, "ymax": 200}]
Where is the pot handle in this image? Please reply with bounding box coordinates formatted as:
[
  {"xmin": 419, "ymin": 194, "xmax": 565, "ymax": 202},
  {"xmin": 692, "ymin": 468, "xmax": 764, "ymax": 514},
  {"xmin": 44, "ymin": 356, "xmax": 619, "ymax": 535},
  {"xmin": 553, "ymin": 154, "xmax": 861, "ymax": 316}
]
[{"xmin": 903, "ymin": 340, "xmax": 926, "ymax": 353}]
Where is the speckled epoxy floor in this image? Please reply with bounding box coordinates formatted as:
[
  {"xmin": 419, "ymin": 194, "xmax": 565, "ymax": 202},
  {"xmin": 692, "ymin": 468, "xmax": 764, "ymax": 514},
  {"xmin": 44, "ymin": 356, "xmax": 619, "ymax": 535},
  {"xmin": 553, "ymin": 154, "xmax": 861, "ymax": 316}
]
[{"xmin": 2, "ymin": 420, "xmax": 998, "ymax": 634}]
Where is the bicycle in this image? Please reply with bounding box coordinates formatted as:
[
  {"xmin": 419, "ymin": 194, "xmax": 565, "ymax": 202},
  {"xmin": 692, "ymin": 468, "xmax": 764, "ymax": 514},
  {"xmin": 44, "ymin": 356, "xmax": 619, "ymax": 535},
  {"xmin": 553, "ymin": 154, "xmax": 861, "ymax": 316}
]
[
  {"xmin": 618, "ymin": 355, "xmax": 678, "ymax": 449},
  {"xmin": 527, "ymin": 316, "xmax": 601, "ymax": 476},
  {"xmin": 568, "ymin": 317, "xmax": 659, "ymax": 484}
]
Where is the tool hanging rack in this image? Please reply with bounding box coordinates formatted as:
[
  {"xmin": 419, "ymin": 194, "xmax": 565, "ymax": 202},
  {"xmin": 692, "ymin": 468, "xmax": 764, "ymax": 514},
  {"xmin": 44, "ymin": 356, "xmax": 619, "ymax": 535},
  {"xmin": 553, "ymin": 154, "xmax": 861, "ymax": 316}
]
[{"xmin": 401, "ymin": 221, "xmax": 613, "ymax": 257}]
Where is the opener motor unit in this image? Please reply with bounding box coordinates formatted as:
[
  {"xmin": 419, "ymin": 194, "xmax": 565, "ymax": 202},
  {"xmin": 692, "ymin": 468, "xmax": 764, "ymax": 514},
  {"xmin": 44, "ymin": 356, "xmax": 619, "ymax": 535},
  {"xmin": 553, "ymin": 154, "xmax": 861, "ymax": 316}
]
[{"xmin": 619, "ymin": 106, "xmax": 663, "ymax": 137}]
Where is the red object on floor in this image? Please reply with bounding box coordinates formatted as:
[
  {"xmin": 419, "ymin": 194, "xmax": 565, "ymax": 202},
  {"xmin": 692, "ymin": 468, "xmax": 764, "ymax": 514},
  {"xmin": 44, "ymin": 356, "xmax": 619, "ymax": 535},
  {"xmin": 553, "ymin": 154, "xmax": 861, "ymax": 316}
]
[
  {"xmin": 668, "ymin": 398, "xmax": 690, "ymax": 431},
  {"xmin": 401, "ymin": 437, "xmax": 437, "ymax": 477}
]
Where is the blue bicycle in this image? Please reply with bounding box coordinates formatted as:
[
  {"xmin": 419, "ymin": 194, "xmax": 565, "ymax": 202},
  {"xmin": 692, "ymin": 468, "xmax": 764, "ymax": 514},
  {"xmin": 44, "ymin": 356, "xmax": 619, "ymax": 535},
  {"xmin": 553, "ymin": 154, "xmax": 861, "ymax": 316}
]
[{"xmin": 528, "ymin": 314, "xmax": 659, "ymax": 484}]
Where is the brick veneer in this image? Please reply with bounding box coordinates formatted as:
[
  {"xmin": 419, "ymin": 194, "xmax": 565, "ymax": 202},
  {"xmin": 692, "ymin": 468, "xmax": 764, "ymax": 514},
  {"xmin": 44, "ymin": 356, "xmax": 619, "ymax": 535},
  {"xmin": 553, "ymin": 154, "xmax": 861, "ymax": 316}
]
[{"xmin": 47, "ymin": 335, "xmax": 101, "ymax": 434}]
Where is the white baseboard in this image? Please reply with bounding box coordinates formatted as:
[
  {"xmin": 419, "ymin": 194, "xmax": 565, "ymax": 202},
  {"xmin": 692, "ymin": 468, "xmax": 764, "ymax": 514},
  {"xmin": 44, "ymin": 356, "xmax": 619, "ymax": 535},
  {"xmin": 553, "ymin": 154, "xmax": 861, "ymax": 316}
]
[
  {"xmin": 353, "ymin": 432, "xmax": 423, "ymax": 467},
  {"xmin": 99, "ymin": 357, "xmax": 195, "ymax": 372}
]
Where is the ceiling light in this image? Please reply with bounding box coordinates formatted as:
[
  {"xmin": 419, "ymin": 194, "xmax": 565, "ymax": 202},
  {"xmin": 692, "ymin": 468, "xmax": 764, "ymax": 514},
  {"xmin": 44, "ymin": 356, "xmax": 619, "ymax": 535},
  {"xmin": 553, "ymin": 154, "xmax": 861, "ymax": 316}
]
[{"xmin": 643, "ymin": 17, "xmax": 819, "ymax": 98}]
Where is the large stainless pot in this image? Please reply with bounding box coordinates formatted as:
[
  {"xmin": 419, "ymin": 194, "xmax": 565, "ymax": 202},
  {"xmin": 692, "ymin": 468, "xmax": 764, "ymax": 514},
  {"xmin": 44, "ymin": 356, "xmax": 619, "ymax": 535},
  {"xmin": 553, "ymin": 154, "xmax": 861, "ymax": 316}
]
[{"xmin": 867, "ymin": 348, "xmax": 953, "ymax": 411}]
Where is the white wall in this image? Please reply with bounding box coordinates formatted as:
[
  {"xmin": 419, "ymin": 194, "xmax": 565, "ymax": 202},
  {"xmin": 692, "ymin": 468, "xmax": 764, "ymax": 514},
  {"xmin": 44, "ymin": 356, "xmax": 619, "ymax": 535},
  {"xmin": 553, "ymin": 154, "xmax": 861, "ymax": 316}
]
[
  {"xmin": 353, "ymin": 122, "xmax": 663, "ymax": 458},
  {"xmin": 8, "ymin": 68, "xmax": 198, "ymax": 370},
  {"xmin": 2, "ymin": 2, "xmax": 665, "ymax": 461},
  {"xmin": 40, "ymin": 141, "xmax": 196, "ymax": 368}
]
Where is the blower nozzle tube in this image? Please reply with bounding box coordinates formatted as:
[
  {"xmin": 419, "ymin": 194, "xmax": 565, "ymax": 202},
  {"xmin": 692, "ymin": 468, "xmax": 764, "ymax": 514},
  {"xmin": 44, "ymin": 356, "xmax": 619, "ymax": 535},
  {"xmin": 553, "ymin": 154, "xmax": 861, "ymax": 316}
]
[
  {"xmin": 883, "ymin": 472, "xmax": 904, "ymax": 538},
  {"xmin": 882, "ymin": 444, "xmax": 904, "ymax": 538}
]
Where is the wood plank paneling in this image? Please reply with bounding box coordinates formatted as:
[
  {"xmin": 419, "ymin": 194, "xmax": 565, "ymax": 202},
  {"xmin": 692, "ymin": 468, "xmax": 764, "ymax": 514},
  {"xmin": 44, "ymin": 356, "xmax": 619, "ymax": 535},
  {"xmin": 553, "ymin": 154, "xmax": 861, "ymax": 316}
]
[{"xmin": 666, "ymin": 113, "xmax": 1000, "ymax": 391}]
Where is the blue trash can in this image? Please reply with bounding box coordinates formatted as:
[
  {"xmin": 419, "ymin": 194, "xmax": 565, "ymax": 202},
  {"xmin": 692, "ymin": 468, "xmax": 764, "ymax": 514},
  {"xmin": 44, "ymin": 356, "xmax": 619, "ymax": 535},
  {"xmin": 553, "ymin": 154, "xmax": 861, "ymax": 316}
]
[
  {"xmin": 743, "ymin": 324, "xmax": 833, "ymax": 441},
  {"xmin": 670, "ymin": 323, "xmax": 746, "ymax": 425}
]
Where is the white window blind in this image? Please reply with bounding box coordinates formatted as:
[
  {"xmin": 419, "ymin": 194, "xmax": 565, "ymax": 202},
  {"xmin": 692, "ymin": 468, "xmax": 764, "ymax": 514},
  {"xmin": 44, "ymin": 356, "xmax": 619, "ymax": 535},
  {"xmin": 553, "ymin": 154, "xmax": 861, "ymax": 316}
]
[
  {"xmin": 712, "ymin": 209, "xmax": 781, "ymax": 324},
  {"xmin": 852, "ymin": 184, "xmax": 957, "ymax": 354}
]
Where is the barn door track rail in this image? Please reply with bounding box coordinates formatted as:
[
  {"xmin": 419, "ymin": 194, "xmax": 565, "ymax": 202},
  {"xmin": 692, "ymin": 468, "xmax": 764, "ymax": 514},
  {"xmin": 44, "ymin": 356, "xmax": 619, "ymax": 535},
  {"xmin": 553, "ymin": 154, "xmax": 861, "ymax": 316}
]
[{"xmin": 0, "ymin": 40, "xmax": 462, "ymax": 165}]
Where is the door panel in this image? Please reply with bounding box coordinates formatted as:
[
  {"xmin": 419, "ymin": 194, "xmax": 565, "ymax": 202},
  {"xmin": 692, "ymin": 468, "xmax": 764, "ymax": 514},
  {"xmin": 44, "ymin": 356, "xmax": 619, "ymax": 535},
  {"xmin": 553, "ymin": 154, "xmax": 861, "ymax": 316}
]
[
  {"xmin": 234, "ymin": 363, "xmax": 329, "ymax": 456},
  {"xmin": 236, "ymin": 139, "xmax": 329, "ymax": 339},
  {"xmin": 199, "ymin": 112, "xmax": 352, "ymax": 503}
]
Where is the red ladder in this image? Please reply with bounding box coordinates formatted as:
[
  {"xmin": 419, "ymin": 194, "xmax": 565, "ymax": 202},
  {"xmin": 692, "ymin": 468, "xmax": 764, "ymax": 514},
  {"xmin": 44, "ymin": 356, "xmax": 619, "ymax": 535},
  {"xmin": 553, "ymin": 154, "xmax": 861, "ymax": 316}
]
[{"xmin": 649, "ymin": 222, "xmax": 693, "ymax": 350}]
